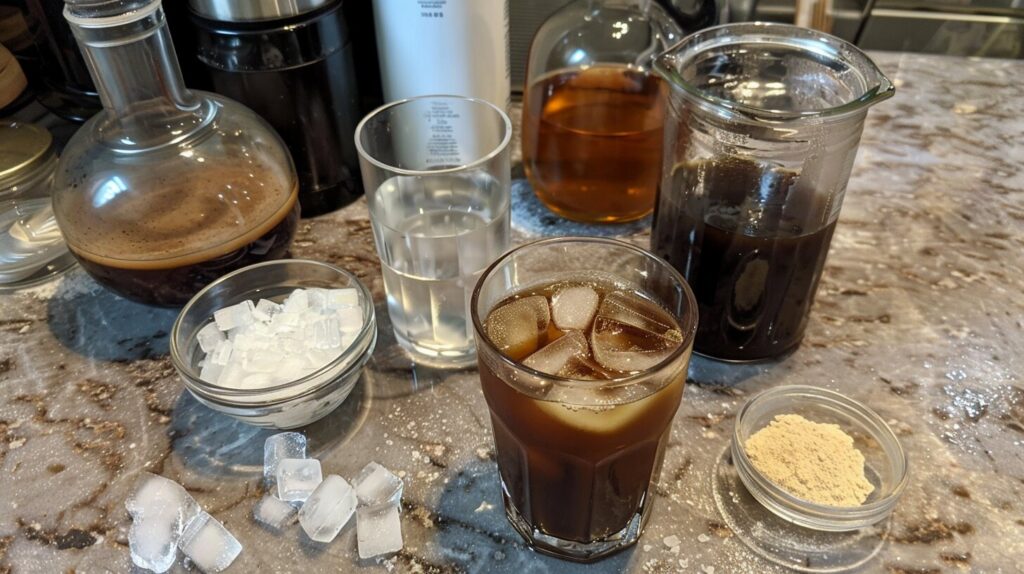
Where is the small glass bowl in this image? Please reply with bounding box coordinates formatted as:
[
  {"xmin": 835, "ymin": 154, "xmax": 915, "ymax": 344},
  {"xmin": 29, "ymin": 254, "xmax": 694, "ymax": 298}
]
[
  {"xmin": 732, "ymin": 385, "xmax": 909, "ymax": 532},
  {"xmin": 170, "ymin": 259, "xmax": 376, "ymax": 429}
]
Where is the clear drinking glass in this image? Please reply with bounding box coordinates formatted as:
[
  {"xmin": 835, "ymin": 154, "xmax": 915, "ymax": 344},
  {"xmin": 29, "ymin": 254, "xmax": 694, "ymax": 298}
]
[
  {"xmin": 355, "ymin": 95, "xmax": 512, "ymax": 367},
  {"xmin": 471, "ymin": 237, "xmax": 698, "ymax": 561},
  {"xmin": 650, "ymin": 23, "xmax": 894, "ymax": 362}
]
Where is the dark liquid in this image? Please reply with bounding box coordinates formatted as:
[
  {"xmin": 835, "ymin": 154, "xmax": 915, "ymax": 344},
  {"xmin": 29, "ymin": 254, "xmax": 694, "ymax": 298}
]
[
  {"xmin": 72, "ymin": 203, "xmax": 298, "ymax": 307},
  {"xmin": 195, "ymin": 3, "xmax": 364, "ymax": 217},
  {"xmin": 522, "ymin": 66, "xmax": 666, "ymax": 223},
  {"xmin": 62, "ymin": 163, "xmax": 301, "ymax": 307},
  {"xmin": 479, "ymin": 281, "xmax": 687, "ymax": 544},
  {"xmin": 652, "ymin": 158, "xmax": 836, "ymax": 361}
]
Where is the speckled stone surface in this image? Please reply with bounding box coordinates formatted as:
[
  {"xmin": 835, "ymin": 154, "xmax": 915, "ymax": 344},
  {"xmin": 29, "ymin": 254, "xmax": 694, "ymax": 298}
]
[{"xmin": 1, "ymin": 53, "xmax": 1023, "ymax": 573}]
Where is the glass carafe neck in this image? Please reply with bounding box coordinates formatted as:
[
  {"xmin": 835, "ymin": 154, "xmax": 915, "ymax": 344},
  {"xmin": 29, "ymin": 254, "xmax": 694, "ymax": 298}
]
[{"xmin": 65, "ymin": 0, "xmax": 205, "ymax": 148}]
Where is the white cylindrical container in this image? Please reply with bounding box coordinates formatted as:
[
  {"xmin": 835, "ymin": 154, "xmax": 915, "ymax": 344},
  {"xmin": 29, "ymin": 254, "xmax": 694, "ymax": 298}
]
[{"xmin": 372, "ymin": 0, "xmax": 510, "ymax": 111}]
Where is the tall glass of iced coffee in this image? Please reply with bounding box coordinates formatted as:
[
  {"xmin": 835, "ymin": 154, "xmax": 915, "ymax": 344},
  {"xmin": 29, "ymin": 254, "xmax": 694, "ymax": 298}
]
[{"xmin": 471, "ymin": 237, "xmax": 698, "ymax": 561}]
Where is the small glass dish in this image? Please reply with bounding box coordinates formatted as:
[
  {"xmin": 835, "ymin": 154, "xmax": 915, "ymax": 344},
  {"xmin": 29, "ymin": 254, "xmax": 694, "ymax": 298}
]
[
  {"xmin": 170, "ymin": 259, "xmax": 376, "ymax": 429},
  {"xmin": 732, "ymin": 385, "xmax": 909, "ymax": 531}
]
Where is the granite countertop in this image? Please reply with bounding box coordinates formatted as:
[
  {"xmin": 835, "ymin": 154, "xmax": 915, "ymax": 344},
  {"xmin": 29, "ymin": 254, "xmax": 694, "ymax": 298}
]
[{"xmin": 1, "ymin": 52, "xmax": 1023, "ymax": 574}]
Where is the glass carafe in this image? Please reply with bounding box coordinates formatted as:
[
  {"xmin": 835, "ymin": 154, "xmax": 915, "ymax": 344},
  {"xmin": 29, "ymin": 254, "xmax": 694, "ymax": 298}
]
[
  {"xmin": 521, "ymin": 0, "xmax": 684, "ymax": 224},
  {"xmin": 53, "ymin": 0, "xmax": 299, "ymax": 307},
  {"xmin": 651, "ymin": 23, "xmax": 894, "ymax": 362}
]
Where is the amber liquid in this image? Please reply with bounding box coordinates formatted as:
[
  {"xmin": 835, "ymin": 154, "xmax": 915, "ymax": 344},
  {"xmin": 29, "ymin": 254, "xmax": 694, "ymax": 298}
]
[
  {"xmin": 479, "ymin": 281, "xmax": 688, "ymax": 544},
  {"xmin": 64, "ymin": 165, "xmax": 299, "ymax": 307},
  {"xmin": 522, "ymin": 66, "xmax": 666, "ymax": 223}
]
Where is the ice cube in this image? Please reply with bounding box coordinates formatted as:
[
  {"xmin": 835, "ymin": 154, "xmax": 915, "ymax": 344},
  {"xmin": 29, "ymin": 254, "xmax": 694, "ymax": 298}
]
[
  {"xmin": 213, "ymin": 300, "xmax": 256, "ymax": 331},
  {"xmin": 282, "ymin": 289, "xmax": 309, "ymax": 313},
  {"xmin": 590, "ymin": 316, "xmax": 681, "ymax": 373},
  {"xmin": 209, "ymin": 340, "xmax": 233, "ymax": 367},
  {"xmin": 196, "ymin": 322, "xmax": 225, "ymax": 353},
  {"xmin": 125, "ymin": 473, "xmax": 201, "ymax": 573},
  {"xmin": 178, "ymin": 511, "xmax": 242, "ymax": 573},
  {"xmin": 232, "ymin": 331, "xmax": 269, "ymax": 353},
  {"xmin": 276, "ymin": 458, "xmax": 322, "ymax": 502},
  {"xmin": 273, "ymin": 355, "xmax": 313, "ymax": 384},
  {"xmin": 485, "ymin": 295, "xmax": 551, "ymax": 361},
  {"xmin": 356, "ymin": 503, "xmax": 403, "ymax": 559},
  {"xmin": 215, "ymin": 362, "xmax": 246, "ymax": 389},
  {"xmin": 523, "ymin": 330, "xmax": 589, "ymax": 377},
  {"xmin": 253, "ymin": 495, "xmax": 297, "ymax": 530},
  {"xmin": 273, "ymin": 311, "xmax": 301, "ymax": 331},
  {"xmin": 252, "ymin": 298, "xmax": 282, "ymax": 322},
  {"xmin": 305, "ymin": 288, "xmax": 329, "ymax": 311},
  {"xmin": 551, "ymin": 286, "xmax": 599, "ymax": 331},
  {"xmin": 263, "ymin": 432, "xmax": 307, "ymax": 486},
  {"xmin": 298, "ymin": 474, "xmax": 357, "ymax": 543},
  {"xmin": 559, "ymin": 354, "xmax": 615, "ymax": 380},
  {"xmin": 199, "ymin": 361, "xmax": 224, "ymax": 385},
  {"xmin": 596, "ymin": 291, "xmax": 681, "ymax": 340},
  {"xmin": 326, "ymin": 288, "xmax": 359, "ymax": 309},
  {"xmin": 242, "ymin": 351, "xmax": 278, "ymax": 373},
  {"xmin": 353, "ymin": 462, "xmax": 403, "ymax": 506},
  {"xmin": 335, "ymin": 306, "xmax": 363, "ymax": 334},
  {"xmin": 311, "ymin": 316, "xmax": 342, "ymax": 350}
]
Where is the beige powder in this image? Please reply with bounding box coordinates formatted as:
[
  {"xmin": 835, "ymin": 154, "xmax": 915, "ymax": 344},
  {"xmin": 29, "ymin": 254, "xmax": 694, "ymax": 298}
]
[{"xmin": 744, "ymin": 414, "xmax": 874, "ymax": 507}]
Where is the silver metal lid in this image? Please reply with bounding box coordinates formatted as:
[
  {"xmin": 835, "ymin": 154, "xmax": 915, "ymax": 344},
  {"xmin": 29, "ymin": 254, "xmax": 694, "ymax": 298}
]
[{"xmin": 188, "ymin": 0, "xmax": 333, "ymax": 22}]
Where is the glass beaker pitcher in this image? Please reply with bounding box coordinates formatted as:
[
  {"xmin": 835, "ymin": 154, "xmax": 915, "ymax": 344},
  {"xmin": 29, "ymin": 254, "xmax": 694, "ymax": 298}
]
[{"xmin": 650, "ymin": 23, "xmax": 893, "ymax": 362}]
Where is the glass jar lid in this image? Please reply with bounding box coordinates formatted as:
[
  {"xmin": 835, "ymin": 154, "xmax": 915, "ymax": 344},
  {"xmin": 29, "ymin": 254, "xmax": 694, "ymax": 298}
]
[{"xmin": 0, "ymin": 122, "xmax": 54, "ymax": 191}]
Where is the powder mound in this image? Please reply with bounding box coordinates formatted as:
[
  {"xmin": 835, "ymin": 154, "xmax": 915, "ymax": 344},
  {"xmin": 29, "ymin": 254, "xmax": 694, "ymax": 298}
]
[{"xmin": 744, "ymin": 413, "xmax": 874, "ymax": 507}]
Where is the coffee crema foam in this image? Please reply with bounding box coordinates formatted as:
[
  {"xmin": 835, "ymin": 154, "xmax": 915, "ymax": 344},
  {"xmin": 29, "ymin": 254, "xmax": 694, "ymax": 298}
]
[{"xmin": 62, "ymin": 164, "xmax": 297, "ymax": 270}]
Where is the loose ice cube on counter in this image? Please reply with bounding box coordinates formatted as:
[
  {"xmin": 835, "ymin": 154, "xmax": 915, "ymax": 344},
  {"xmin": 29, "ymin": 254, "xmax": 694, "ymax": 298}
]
[
  {"xmin": 485, "ymin": 295, "xmax": 551, "ymax": 361},
  {"xmin": 264, "ymin": 432, "xmax": 307, "ymax": 486},
  {"xmin": 354, "ymin": 462, "xmax": 403, "ymax": 506},
  {"xmin": 178, "ymin": 512, "xmax": 242, "ymax": 573},
  {"xmin": 523, "ymin": 330, "xmax": 589, "ymax": 377},
  {"xmin": 356, "ymin": 503, "xmax": 403, "ymax": 559},
  {"xmin": 213, "ymin": 300, "xmax": 255, "ymax": 331},
  {"xmin": 276, "ymin": 458, "xmax": 322, "ymax": 502},
  {"xmin": 196, "ymin": 322, "xmax": 225, "ymax": 353},
  {"xmin": 125, "ymin": 473, "xmax": 202, "ymax": 573},
  {"xmin": 298, "ymin": 475, "xmax": 358, "ymax": 543},
  {"xmin": 253, "ymin": 495, "xmax": 297, "ymax": 530},
  {"xmin": 551, "ymin": 286, "xmax": 599, "ymax": 331}
]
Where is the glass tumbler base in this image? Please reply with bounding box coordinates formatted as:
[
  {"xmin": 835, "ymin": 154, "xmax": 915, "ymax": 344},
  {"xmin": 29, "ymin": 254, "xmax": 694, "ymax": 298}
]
[
  {"xmin": 393, "ymin": 329, "xmax": 477, "ymax": 369},
  {"xmin": 500, "ymin": 487, "xmax": 648, "ymax": 563}
]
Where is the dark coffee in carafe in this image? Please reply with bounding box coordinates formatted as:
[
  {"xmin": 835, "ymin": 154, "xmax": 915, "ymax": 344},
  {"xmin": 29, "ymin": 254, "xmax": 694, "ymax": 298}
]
[{"xmin": 652, "ymin": 157, "xmax": 835, "ymax": 361}]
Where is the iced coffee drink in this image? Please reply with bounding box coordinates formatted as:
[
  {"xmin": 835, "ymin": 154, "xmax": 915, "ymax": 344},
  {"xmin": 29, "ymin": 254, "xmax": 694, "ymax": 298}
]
[{"xmin": 471, "ymin": 238, "xmax": 697, "ymax": 562}]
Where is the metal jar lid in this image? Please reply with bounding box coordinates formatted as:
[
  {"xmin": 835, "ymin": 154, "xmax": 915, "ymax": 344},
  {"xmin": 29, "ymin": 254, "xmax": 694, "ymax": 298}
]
[
  {"xmin": 188, "ymin": 0, "xmax": 334, "ymax": 22},
  {"xmin": 0, "ymin": 122, "xmax": 54, "ymax": 191}
]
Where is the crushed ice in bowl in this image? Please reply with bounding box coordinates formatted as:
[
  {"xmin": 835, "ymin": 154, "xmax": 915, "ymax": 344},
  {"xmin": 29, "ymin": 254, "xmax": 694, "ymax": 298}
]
[{"xmin": 195, "ymin": 288, "xmax": 363, "ymax": 388}]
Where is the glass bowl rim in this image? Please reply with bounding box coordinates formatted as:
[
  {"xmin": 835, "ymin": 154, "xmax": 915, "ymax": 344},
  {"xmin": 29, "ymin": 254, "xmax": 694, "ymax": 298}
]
[
  {"xmin": 731, "ymin": 384, "xmax": 910, "ymax": 529},
  {"xmin": 170, "ymin": 258, "xmax": 376, "ymax": 403}
]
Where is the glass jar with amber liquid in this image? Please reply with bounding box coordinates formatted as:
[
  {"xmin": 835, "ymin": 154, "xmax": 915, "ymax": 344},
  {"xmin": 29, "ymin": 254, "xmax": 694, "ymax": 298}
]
[{"xmin": 521, "ymin": 0, "xmax": 682, "ymax": 224}]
